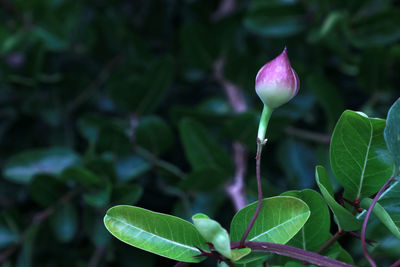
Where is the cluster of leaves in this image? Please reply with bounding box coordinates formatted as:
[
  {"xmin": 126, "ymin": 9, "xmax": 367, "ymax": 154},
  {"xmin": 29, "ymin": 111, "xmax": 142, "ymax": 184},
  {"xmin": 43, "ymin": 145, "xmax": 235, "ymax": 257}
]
[
  {"xmin": 0, "ymin": 0, "xmax": 400, "ymax": 266},
  {"xmin": 103, "ymin": 100, "xmax": 400, "ymax": 266}
]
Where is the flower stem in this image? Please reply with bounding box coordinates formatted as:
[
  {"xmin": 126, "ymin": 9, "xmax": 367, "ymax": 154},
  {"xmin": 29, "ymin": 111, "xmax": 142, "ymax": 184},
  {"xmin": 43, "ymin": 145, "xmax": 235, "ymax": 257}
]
[
  {"xmin": 257, "ymin": 105, "xmax": 273, "ymax": 142},
  {"xmin": 239, "ymin": 105, "xmax": 273, "ymax": 247}
]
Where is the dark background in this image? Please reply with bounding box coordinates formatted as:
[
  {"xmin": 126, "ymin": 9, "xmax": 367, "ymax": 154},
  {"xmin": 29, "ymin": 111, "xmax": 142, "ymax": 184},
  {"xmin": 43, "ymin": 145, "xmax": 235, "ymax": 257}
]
[{"xmin": 0, "ymin": 0, "xmax": 399, "ymax": 266}]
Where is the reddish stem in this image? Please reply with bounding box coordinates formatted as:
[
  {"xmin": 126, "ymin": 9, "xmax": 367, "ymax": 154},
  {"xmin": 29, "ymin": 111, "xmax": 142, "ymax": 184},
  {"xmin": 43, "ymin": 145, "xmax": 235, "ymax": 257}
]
[
  {"xmin": 361, "ymin": 176, "xmax": 393, "ymax": 267},
  {"xmin": 239, "ymin": 138, "xmax": 264, "ymax": 247}
]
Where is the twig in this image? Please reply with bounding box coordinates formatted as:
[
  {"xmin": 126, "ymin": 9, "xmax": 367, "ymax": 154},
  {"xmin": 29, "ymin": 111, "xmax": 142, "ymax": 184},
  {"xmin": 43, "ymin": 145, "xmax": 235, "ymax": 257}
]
[
  {"xmin": 214, "ymin": 57, "xmax": 248, "ymax": 212},
  {"xmin": 361, "ymin": 176, "xmax": 394, "ymax": 267},
  {"xmin": 391, "ymin": 258, "xmax": 400, "ymax": 267},
  {"xmin": 0, "ymin": 189, "xmax": 80, "ymax": 264},
  {"xmin": 232, "ymin": 241, "xmax": 355, "ymax": 267},
  {"xmin": 226, "ymin": 142, "xmax": 247, "ymax": 211},
  {"xmin": 211, "ymin": 0, "xmax": 237, "ymax": 22},
  {"xmin": 67, "ymin": 55, "xmax": 124, "ymax": 113},
  {"xmin": 239, "ymin": 138, "xmax": 264, "ymax": 246},
  {"xmin": 317, "ymin": 231, "xmax": 343, "ymax": 254},
  {"xmin": 284, "ymin": 126, "xmax": 331, "ymax": 144}
]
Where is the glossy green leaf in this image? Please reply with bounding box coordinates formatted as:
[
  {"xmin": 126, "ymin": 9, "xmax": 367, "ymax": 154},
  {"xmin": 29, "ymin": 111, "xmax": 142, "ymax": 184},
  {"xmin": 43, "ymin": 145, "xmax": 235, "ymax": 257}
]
[
  {"xmin": 281, "ymin": 189, "xmax": 331, "ymax": 251},
  {"xmin": 192, "ymin": 213, "xmax": 231, "ymax": 258},
  {"xmin": 50, "ymin": 203, "xmax": 78, "ymax": 243},
  {"xmin": 3, "ymin": 148, "xmax": 81, "ymax": 184},
  {"xmin": 136, "ymin": 116, "xmax": 174, "ymax": 155},
  {"xmin": 179, "ymin": 118, "xmax": 233, "ymax": 173},
  {"xmin": 330, "ymin": 110, "xmax": 393, "ymax": 200},
  {"xmin": 361, "ymin": 197, "xmax": 400, "ymax": 239},
  {"xmin": 104, "ymin": 205, "xmax": 208, "ymax": 263},
  {"xmin": 315, "ymin": 166, "xmax": 361, "ymax": 231},
  {"xmin": 230, "ymin": 196, "xmax": 310, "ymax": 243},
  {"xmin": 384, "ymin": 98, "xmax": 400, "ymax": 175},
  {"xmin": 244, "ymin": 0, "xmax": 306, "ymax": 37}
]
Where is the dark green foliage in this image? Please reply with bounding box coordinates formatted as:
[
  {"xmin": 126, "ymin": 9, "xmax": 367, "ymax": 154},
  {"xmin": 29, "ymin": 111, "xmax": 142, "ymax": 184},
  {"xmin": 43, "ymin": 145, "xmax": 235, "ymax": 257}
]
[{"xmin": 0, "ymin": 0, "xmax": 399, "ymax": 266}]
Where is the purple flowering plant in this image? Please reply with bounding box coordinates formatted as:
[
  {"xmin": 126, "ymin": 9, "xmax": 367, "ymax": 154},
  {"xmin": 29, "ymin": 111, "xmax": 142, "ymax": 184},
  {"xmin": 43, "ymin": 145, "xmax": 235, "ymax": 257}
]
[{"xmin": 103, "ymin": 49, "xmax": 400, "ymax": 267}]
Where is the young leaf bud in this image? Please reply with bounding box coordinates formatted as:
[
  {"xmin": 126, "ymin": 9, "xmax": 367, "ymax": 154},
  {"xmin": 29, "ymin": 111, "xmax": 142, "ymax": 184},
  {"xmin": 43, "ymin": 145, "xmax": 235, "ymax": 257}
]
[{"xmin": 255, "ymin": 47, "xmax": 299, "ymax": 109}]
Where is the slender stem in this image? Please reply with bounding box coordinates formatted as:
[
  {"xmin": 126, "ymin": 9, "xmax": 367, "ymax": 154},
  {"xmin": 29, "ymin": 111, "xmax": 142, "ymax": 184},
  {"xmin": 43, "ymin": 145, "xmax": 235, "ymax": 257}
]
[
  {"xmin": 317, "ymin": 231, "xmax": 343, "ymax": 254},
  {"xmin": 361, "ymin": 176, "xmax": 394, "ymax": 267},
  {"xmin": 239, "ymin": 105, "xmax": 273, "ymax": 247},
  {"xmin": 257, "ymin": 105, "xmax": 273, "ymax": 142},
  {"xmin": 231, "ymin": 241, "xmax": 355, "ymax": 267},
  {"xmin": 239, "ymin": 138, "xmax": 264, "ymax": 246}
]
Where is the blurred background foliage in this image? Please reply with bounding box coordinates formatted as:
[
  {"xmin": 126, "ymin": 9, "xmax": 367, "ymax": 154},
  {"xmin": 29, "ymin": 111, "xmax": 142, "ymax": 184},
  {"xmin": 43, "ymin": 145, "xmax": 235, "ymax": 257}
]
[{"xmin": 0, "ymin": 0, "xmax": 399, "ymax": 266}]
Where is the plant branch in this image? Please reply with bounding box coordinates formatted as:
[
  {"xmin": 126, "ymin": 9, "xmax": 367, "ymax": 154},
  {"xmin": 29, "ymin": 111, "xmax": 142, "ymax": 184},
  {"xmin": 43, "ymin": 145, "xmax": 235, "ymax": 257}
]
[
  {"xmin": 391, "ymin": 258, "xmax": 400, "ymax": 267},
  {"xmin": 239, "ymin": 138, "xmax": 264, "ymax": 246},
  {"xmin": 0, "ymin": 189, "xmax": 79, "ymax": 264},
  {"xmin": 232, "ymin": 241, "xmax": 355, "ymax": 267},
  {"xmin": 361, "ymin": 176, "xmax": 394, "ymax": 267},
  {"xmin": 317, "ymin": 231, "xmax": 343, "ymax": 254},
  {"xmin": 214, "ymin": 57, "xmax": 248, "ymax": 211}
]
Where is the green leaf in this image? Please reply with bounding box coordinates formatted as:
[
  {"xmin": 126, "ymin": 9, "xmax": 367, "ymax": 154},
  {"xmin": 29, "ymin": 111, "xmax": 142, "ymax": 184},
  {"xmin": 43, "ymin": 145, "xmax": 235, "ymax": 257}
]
[
  {"xmin": 136, "ymin": 116, "xmax": 174, "ymax": 155},
  {"xmin": 3, "ymin": 148, "xmax": 81, "ymax": 184},
  {"xmin": 29, "ymin": 174, "xmax": 67, "ymax": 207},
  {"xmin": 230, "ymin": 196, "xmax": 310, "ymax": 243},
  {"xmin": 231, "ymin": 248, "xmax": 252, "ymax": 262},
  {"xmin": 50, "ymin": 203, "xmax": 78, "ymax": 243},
  {"xmin": 108, "ymin": 56, "xmax": 175, "ymax": 114},
  {"xmin": 192, "ymin": 213, "xmax": 231, "ymax": 258},
  {"xmin": 330, "ymin": 110, "xmax": 393, "ymax": 200},
  {"xmin": 115, "ymin": 156, "xmax": 151, "ymax": 182},
  {"xmin": 280, "ymin": 189, "xmax": 331, "ymax": 251},
  {"xmin": 384, "ymin": 98, "xmax": 400, "ymax": 175},
  {"xmin": 361, "ymin": 197, "xmax": 400, "ymax": 239},
  {"xmin": 104, "ymin": 205, "xmax": 208, "ymax": 263},
  {"xmin": 244, "ymin": 0, "xmax": 306, "ymax": 37},
  {"xmin": 315, "ymin": 166, "xmax": 361, "ymax": 231},
  {"xmin": 111, "ymin": 184, "xmax": 143, "ymax": 205},
  {"xmin": 349, "ymin": 10, "xmax": 400, "ymax": 48},
  {"xmin": 179, "ymin": 118, "xmax": 233, "ymax": 173},
  {"xmin": 178, "ymin": 168, "xmax": 229, "ymax": 192},
  {"xmin": 61, "ymin": 167, "xmax": 101, "ymax": 189}
]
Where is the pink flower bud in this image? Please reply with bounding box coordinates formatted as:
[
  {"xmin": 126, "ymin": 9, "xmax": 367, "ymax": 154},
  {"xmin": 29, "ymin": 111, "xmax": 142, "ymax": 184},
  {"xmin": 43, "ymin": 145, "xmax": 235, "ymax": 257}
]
[{"xmin": 255, "ymin": 47, "xmax": 299, "ymax": 109}]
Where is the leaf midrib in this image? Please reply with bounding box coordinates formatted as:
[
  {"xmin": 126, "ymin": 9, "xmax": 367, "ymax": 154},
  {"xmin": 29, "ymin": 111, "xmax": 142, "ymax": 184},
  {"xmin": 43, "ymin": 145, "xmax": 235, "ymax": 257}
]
[
  {"xmin": 356, "ymin": 119, "xmax": 373, "ymax": 199},
  {"xmin": 106, "ymin": 215, "xmax": 199, "ymax": 252},
  {"xmin": 250, "ymin": 212, "xmax": 309, "ymax": 242}
]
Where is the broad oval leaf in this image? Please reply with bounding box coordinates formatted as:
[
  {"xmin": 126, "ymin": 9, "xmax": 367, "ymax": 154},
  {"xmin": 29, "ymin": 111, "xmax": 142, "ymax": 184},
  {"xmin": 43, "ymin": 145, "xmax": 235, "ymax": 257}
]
[
  {"xmin": 281, "ymin": 189, "xmax": 331, "ymax": 251},
  {"xmin": 315, "ymin": 166, "xmax": 361, "ymax": 231},
  {"xmin": 230, "ymin": 196, "xmax": 310, "ymax": 244},
  {"xmin": 104, "ymin": 205, "xmax": 208, "ymax": 263},
  {"xmin": 384, "ymin": 97, "xmax": 400, "ymax": 175},
  {"xmin": 330, "ymin": 110, "xmax": 393, "ymax": 200},
  {"xmin": 50, "ymin": 203, "xmax": 78, "ymax": 243},
  {"xmin": 3, "ymin": 148, "xmax": 81, "ymax": 184}
]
